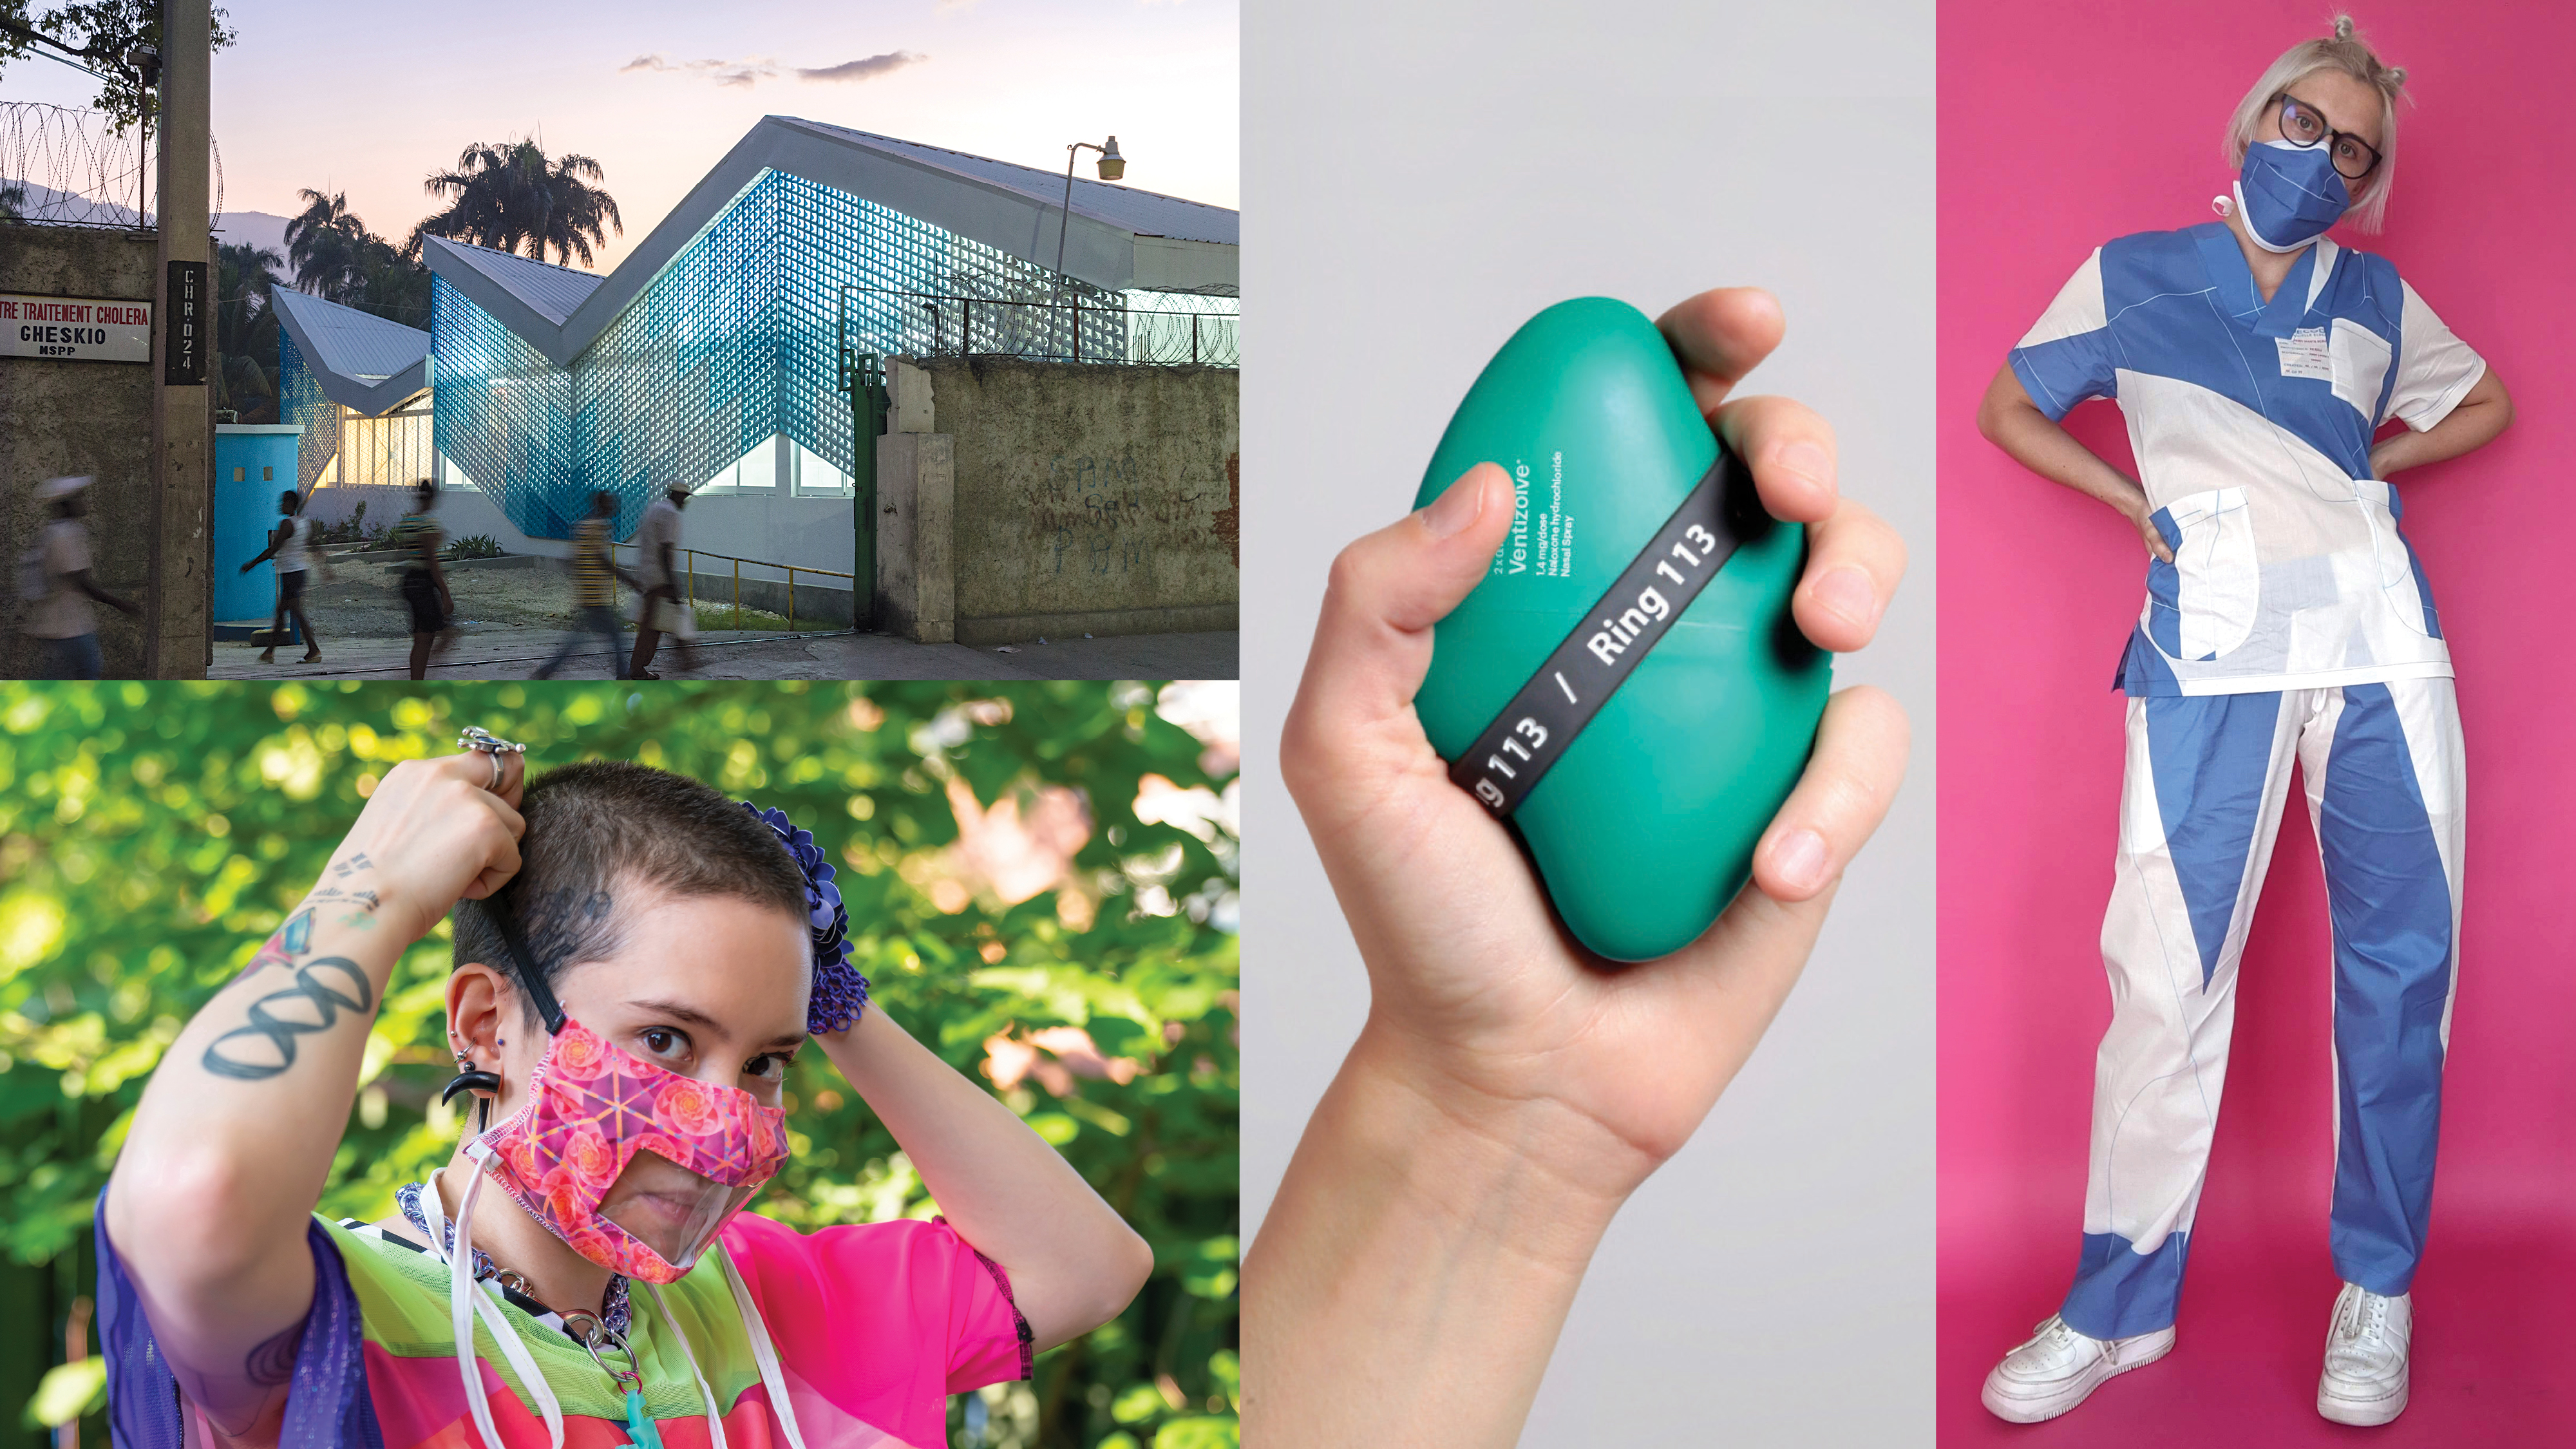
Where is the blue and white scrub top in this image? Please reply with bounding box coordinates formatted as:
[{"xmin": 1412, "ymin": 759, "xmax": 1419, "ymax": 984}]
[{"xmin": 2010, "ymin": 223, "xmax": 2487, "ymax": 697}]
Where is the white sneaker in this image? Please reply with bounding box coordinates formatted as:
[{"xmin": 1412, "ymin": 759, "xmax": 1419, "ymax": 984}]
[
  {"xmin": 1981, "ymin": 1313, "xmax": 2175, "ymax": 1423},
  {"xmin": 2318, "ymin": 1283, "xmax": 2411, "ymax": 1425}
]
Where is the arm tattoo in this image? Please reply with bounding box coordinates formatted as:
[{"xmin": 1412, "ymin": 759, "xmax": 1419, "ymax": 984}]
[
  {"xmin": 225, "ymin": 908, "xmax": 314, "ymax": 987},
  {"xmin": 201, "ymin": 958, "xmax": 373, "ymax": 1080},
  {"xmin": 308, "ymin": 885, "xmax": 381, "ymax": 913},
  {"xmin": 243, "ymin": 1318, "xmax": 307, "ymax": 1387}
]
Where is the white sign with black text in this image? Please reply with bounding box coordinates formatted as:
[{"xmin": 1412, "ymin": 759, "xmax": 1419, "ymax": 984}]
[{"xmin": 1, "ymin": 292, "xmax": 154, "ymax": 363}]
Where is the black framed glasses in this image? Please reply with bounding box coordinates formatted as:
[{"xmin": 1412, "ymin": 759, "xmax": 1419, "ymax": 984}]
[{"xmin": 2276, "ymin": 93, "xmax": 2382, "ymax": 180}]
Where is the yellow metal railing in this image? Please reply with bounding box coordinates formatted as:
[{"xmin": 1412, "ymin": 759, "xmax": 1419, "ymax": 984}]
[{"xmin": 609, "ymin": 544, "xmax": 853, "ymax": 634}]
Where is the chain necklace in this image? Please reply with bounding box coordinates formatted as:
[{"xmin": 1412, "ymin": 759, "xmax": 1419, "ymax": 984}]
[{"xmin": 395, "ymin": 1180, "xmax": 633, "ymax": 1338}]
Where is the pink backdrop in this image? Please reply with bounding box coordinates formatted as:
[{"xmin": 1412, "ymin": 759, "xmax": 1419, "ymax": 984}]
[{"xmin": 1939, "ymin": 3, "xmax": 2576, "ymax": 1441}]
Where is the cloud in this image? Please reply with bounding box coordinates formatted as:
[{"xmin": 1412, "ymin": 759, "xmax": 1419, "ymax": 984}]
[
  {"xmin": 618, "ymin": 50, "xmax": 925, "ymax": 88},
  {"xmin": 618, "ymin": 53, "xmax": 780, "ymax": 87},
  {"xmin": 797, "ymin": 51, "xmax": 928, "ymax": 84}
]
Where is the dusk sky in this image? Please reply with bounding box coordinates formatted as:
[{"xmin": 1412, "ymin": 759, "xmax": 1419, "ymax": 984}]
[{"xmin": 8, "ymin": 0, "xmax": 1238, "ymax": 274}]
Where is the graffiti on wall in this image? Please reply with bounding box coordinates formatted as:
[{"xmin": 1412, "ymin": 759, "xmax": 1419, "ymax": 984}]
[{"xmin": 1026, "ymin": 450, "xmax": 1237, "ymax": 579}]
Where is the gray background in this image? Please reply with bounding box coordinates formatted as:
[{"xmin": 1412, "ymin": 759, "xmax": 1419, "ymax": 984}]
[{"xmin": 1238, "ymin": 1, "xmax": 1937, "ymax": 1441}]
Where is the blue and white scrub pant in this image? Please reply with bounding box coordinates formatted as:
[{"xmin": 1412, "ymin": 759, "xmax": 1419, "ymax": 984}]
[{"xmin": 2061, "ymin": 678, "xmax": 2463, "ymax": 1341}]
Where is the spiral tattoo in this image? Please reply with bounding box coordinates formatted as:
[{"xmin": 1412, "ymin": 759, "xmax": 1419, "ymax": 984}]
[
  {"xmin": 201, "ymin": 958, "xmax": 374, "ymax": 1081},
  {"xmin": 243, "ymin": 1318, "xmax": 307, "ymax": 1387}
]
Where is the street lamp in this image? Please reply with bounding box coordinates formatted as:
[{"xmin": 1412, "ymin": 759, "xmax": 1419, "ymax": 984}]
[{"xmin": 1054, "ymin": 135, "xmax": 1124, "ymax": 305}]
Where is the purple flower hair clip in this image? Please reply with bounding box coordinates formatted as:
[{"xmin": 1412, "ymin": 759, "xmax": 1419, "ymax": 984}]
[{"xmin": 743, "ymin": 802, "xmax": 869, "ymax": 1034}]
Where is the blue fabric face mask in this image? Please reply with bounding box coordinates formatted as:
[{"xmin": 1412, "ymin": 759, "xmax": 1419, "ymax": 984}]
[{"xmin": 2233, "ymin": 139, "xmax": 2351, "ymax": 253}]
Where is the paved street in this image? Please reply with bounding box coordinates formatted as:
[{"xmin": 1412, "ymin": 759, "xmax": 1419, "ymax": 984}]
[{"xmin": 206, "ymin": 626, "xmax": 1240, "ymax": 680}]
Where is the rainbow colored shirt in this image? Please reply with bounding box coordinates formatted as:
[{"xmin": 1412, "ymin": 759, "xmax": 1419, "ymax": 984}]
[{"xmin": 97, "ymin": 1198, "xmax": 1032, "ymax": 1449}]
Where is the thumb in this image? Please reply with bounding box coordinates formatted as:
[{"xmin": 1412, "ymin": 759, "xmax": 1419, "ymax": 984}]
[{"xmin": 1284, "ymin": 464, "xmax": 1516, "ymax": 782}]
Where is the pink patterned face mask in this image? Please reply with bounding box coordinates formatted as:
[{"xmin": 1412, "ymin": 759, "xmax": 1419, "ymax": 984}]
[
  {"xmin": 462, "ymin": 891, "xmax": 792, "ymax": 1283},
  {"xmin": 476, "ymin": 1016, "xmax": 788, "ymax": 1282}
]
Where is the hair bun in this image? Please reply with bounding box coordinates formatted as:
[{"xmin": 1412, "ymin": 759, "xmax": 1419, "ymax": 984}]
[
  {"xmin": 2387, "ymin": 65, "xmax": 2407, "ymax": 86},
  {"xmin": 2333, "ymin": 14, "xmax": 2355, "ymax": 39}
]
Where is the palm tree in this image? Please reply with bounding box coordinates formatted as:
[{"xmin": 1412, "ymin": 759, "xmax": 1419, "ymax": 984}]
[
  {"xmin": 214, "ymin": 241, "xmax": 285, "ymax": 422},
  {"xmin": 216, "ymin": 240, "xmax": 281, "ymax": 336},
  {"xmin": 351, "ymin": 240, "xmax": 431, "ymax": 327},
  {"xmin": 279, "ymin": 191, "xmax": 430, "ymax": 325},
  {"xmin": 411, "ymin": 138, "xmax": 622, "ymax": 268},
  {"xmin": 285, "ymin": 189, "xmax": 373, "ymax": 299}
]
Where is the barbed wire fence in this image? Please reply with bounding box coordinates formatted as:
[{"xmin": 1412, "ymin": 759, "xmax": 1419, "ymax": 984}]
[
  {"xmin": 840, "ymin": 285, "xmax": 1242, "ymax": 370},
  {"xmin": 1, "ymin": 99, "xmax": 223, "ymax": 231}
]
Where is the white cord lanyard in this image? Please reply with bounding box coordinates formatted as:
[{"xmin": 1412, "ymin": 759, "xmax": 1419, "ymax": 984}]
[{"xmin": 410, "ymin": 1155, "xmax": 810, "ymax": 1449}]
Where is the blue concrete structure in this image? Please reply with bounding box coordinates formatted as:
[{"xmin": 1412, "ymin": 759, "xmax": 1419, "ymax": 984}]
[{"xmin": 213, "ymin": 424, "xmax": 305, "ymax": 626}]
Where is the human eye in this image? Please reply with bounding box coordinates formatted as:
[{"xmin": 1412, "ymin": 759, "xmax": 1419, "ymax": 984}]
[
  {"xmin": 743, "ymin": 1051, "xmax": 793, "ymax": 1081},
  {"xmin": 639, "ymin": 1026, "xmax": 692, "ymax": 1063}
]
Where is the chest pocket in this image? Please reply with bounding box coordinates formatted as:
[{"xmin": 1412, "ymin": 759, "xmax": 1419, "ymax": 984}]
[{"xmin": 2329, "ymin": 318, "xmax": 2393, "ymax": 423}]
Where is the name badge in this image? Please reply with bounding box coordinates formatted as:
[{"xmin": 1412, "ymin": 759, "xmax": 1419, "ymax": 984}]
[{"xmin": 2276, "ymin": 326, "xmax": 2331, "ymax": 381}]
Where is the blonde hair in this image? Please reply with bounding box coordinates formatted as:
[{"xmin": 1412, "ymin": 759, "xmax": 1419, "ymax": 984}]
[{"xmin": 2223, "ymin": 15, "xmax": 2409, "ymax": 232}]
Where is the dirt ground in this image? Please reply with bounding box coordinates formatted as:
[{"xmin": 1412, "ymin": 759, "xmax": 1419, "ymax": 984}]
[
  {"xmin": 214, "ymin": 552, "xmax": 1240, "ymax": 679},
  {"xmin": 243, "ymin": 555, "xmax": 595, "ymax": 642}
]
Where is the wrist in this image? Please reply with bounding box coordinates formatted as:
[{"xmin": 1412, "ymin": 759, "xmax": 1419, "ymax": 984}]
[
  {"xmin": 1338, "ymin": 1021, "xmax": 1631, "ymax": 1269},
  {"xmin": 302, "ymin": 867, "xmax": 430, "ymax": 945}
]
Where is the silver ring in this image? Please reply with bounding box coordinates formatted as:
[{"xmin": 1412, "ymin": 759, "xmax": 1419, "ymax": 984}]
[
  {"xmin": 457, "ymin": 727, "xmax": 525, "ymax": 792},
  {"xmin": 562, "ymin": 1310, "xmax": 641, "ymax": 1389}
]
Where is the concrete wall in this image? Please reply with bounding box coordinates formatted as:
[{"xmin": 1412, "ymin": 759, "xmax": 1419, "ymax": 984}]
[
  {"xmin": 301, "ymin": 483, "xmax": 858, "ymax": 581},
  {"xmin": 874, "ymin": 431, "xmax": 954, "ymax": 641},
  {"xmin": 301, "ymin": 482, "xmax": 858, "ymax": 629},
  {"xmin": 911, "ymin": 357, "xmax": 1237, "ymax": 646},
  {"xmin": 1, "ymin": 227, "xmax": 161, "ymax": 677}
]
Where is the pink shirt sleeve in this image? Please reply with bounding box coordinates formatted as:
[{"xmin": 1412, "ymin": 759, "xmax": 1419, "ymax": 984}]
[{"xmin": 719, "ymin": 1211, "xmax": 1034, "ymax": 1444}]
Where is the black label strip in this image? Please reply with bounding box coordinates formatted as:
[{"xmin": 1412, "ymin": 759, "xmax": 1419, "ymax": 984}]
[{"xmin": 1447, "ymin": 448, "xmax": 1755, "ymax": 819}]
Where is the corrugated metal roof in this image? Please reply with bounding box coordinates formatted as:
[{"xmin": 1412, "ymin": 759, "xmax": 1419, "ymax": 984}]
[
  {"xmin": 268, "ymin": 287, "xmax": 431, "ymax": 417},
  {"xmin": 269, "ymin": 287, "xmax": 429, "ymax": 380},
  {"xmin": 781, "ymin": 119, "xmax": 1238, "ymax": 246},
  {"xmin": 421, "ymin": 116, "xmax": 1238, "ymax": 368},
  {"xmin": 424, "ymin": 240, "xmax": 605, "ymax": 326}
]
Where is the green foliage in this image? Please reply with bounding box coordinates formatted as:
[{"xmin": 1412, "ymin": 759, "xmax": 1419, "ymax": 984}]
[
  {"xmin": 310, "ymin": 500, "xmax": 384, "ymax": 546},
  {"xmin": 215, "ymin": 240, "xmax": 283, "ymax": 426},
  {"xmin": 285, "ymin": 189, "xmax": 433, "ymax": 328},
  {"xmin": 0, "ymin": 681, "xmax": 1238, "ymax": 1449},
  {"xmin": 1, "ymin": 0, "xmax": 239, "ymax": 132},
  {"xmin": 21, "ymin": 1361, "xmax": 101, "ymax": 1430},
  {"xmin": 410, "ymin": 138, "xmax": 625, "ymax": 270},
  {"xmin": 688, "ymin": 603, "xmax": 796, "ymax": 632},
  {"xmin": 442, "ymin": 533, "xmax": 504, "ymax": 561}
]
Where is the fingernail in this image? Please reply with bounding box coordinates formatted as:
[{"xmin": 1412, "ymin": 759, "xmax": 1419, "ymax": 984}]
[
  {"xmin": 1774, "ymin": 441, "xmax": 1833, "ymax": 488},
  {"xmin": 1812, "ymin": 566, "xmax": 1879, "ymax": 630},
  {"xmin": 1770, "ymin": 828, "xmax": 1828, "ymax": 893},
  {"xmin": 1422, "ymin": 468, "xmax": 1490, "ymax": 538}
]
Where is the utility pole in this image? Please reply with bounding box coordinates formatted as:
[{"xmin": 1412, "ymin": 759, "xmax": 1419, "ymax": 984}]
[{"xmin": 146, "ymin": 0, "xmax": 212, "ymax": 677}]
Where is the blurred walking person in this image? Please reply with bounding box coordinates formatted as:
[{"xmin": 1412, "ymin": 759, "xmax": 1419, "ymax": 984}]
[
  {"xmin": 388, "ymin": 478, "xmax": 459, "ymax": 680},
  {"xmin": 239, "ymin": 488, "xmax": 323, "ymax": 665},
  {"xmin": 629, "ymin": 479, "xmax": 698, "ymax": 679},
  {"xmin": 534, "ymin": 491, "xmax": 634, "ymax": 679},
  {"xmin": 19, "ymin": 475, "xmax": 140, "ymax": 679}
]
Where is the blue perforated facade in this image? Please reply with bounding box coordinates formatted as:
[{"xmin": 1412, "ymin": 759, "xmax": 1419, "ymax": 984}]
[
  {"xmin": 428, "ymin": 167, "xmax": 1166, "ymax": 541},
  {"xmin": 278, "ymin": 332, "xmax": 337, "ymax": 491}
]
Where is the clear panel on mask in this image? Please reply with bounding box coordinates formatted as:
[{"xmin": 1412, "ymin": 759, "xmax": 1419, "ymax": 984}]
[{"xmin": 598, "ymin": 1149, "xmax": 759, "ymax": 1271}]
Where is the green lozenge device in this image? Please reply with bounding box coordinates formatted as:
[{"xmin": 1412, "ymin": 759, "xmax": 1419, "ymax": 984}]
[{"xmin": 1412, "ymin": 296, "xmax": 1831, "ymax": 962}]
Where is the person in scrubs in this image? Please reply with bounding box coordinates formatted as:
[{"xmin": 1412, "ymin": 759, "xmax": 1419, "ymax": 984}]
[{"xmin": 1973, "ymin": 16, "xmax": 2510, "ymax": 1428}]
